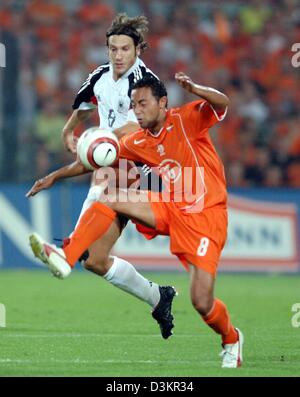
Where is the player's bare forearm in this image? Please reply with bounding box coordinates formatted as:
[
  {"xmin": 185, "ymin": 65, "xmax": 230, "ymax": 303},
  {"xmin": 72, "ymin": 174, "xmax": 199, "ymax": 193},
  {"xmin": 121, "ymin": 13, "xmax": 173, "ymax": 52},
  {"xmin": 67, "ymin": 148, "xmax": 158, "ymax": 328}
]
[
  {"xmin": 53, "ymin": 160, "xmax": 91, "ymax": 179},
  {"xmin": 62, "ymin": 109, "xmax": 94, "ymax": 153},
  {"xmin": 62, "ymin": 109, "xmax": 94, "ymax": 135},
  {"xmin": 175, "ymin": 72, "xmax": 229, "ymax": 111},
  {"xmin": 26, "ymin": 161, "xmax": 91, "ymax": 197},
  {"xmin": 113, "ymin": 121, "xmax": 140, "ymax": 139},
  {"xmin": 190, "ymin": 84, "xmax": 229, "ymax": 110}
]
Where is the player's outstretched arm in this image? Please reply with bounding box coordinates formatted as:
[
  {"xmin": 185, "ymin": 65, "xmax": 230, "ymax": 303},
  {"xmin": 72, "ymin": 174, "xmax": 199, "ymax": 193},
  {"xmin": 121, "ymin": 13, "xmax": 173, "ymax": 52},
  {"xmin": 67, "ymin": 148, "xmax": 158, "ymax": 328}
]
[
  {"xmin": 175, "ymin": 72, "xmax": 229, "ymax": 111},
  {"xmin": 26, "ymin": 160, "xmax": 91, "ymax": 197},
  {"xmin": 62, "ymin": 109, "xmax": 94, "ymax": 153}
]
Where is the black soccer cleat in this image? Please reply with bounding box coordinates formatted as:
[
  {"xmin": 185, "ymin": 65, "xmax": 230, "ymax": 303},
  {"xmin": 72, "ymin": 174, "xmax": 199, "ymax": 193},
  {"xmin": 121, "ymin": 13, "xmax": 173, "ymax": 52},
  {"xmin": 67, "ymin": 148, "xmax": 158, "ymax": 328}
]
[{"xmin": 152, "ymin": 286, "xmax": 177, "ymax": 339}]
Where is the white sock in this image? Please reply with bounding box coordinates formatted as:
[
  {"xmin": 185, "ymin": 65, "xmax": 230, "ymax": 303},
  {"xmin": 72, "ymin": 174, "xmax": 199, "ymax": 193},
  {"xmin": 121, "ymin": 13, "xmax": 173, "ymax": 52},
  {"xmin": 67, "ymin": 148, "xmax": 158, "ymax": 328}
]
[
  {"xmin": 103, "ymin": 256, "xmax": 160, "ymax": 308},
  {"xmin": 74, "ymin": 185, "xmax": 105, "ymax": 230}
]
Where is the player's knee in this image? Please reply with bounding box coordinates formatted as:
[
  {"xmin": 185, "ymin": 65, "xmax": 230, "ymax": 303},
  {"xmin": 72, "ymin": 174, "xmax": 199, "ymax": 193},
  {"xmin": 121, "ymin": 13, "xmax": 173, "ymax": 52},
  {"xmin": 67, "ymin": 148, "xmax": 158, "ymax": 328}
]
[
  {"xmin": 83, "ymin": 256, "xmax": 109, "ymax": 276},
  {"xmin": 191, "ymin": 296, "xmax": 213, "ymax": 316},
  {"xmin": 82, "ymin": 258, "xmax": 96, "ymax": 272},
  {"xmin": 98, "ymin": 191, "xmax": 117, "ymax": 209}
]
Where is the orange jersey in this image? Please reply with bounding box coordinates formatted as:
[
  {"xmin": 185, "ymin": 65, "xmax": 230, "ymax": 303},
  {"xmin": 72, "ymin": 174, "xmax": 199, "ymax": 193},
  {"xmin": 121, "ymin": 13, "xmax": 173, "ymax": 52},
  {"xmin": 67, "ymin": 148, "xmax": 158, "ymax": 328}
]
[{"xmin": 119, "ymin": 100, "xmax": 227, "ymax": 213}]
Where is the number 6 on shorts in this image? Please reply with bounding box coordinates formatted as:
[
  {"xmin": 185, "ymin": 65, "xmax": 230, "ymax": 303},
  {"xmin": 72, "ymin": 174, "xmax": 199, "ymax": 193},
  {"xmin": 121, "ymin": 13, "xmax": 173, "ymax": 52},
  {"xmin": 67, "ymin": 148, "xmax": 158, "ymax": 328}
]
[{"xmin": 197, "ymin": 237, "xmax": 210, "ymax": 256}]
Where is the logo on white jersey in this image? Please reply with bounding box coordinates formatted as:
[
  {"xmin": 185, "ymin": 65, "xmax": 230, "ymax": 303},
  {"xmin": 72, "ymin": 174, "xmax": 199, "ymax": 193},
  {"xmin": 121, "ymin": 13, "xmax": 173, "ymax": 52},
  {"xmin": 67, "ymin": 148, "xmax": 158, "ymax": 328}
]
[
  {"xmin": 157, "ymin": 144, "xmax": 165, "ymax": 156},
  {"xmin": 117, "ymin": 96, "xmax": 129, "ymax": 114},
  {"xmin": 159, "ymin": 159, "xmax": 182, "ymax": 183}
]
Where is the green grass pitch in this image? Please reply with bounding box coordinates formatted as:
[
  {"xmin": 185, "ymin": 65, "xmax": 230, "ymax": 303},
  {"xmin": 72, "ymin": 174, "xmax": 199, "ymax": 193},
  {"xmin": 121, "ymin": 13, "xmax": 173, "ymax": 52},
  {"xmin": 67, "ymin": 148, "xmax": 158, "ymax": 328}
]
[{"xmin": 0, "ymin": 269, "xmax": 300, "ymax": 377}]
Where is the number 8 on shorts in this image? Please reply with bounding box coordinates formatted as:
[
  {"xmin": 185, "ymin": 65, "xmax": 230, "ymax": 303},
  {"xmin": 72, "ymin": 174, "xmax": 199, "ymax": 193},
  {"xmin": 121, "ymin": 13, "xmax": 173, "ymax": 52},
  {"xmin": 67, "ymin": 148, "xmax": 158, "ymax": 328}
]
[{"xmin": 197, "ymin": 237, "xmax": 210, "ymax": 257}]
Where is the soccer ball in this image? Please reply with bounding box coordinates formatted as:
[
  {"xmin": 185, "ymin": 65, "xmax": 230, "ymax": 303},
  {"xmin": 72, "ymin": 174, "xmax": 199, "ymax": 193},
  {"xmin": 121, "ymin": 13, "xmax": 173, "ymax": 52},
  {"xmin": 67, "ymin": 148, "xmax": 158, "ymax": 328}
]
[{"xmin": 77, "ymin": 127, "xmax": 120, "ymax": 170}]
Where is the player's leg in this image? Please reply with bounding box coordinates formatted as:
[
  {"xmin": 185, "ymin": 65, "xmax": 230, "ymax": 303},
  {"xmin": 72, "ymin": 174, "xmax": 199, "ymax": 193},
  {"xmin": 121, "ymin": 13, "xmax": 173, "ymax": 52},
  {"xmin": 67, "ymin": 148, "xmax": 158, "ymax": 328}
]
[
  {"xmin": 73, "ymin": 163, "xmax": 139, "ymax": 262},
  {"xmin": 75, "ymin": 160, "xmax": 139, "ymax": 228},
  {"xmin": 71, "ymin": 183, "xmax": 164, "ymax": 309},
  {"xmin": 61, "ymin": 189, "xmax": 156, "ymax": 266},
  {"xmin": 73, "ymin": 170, "xmax": 108, "ymax": 229},
  {"xmin": 81, "ymin": 217, "xmax": 161, "ymax": 308},
  {"xmin": 30, "ymin": 187, "xmax": 154, "ymax": 275},
  {"xmin": 84, "ymin": 230, "xmax": 176, "ymax": 339},
  {"xmin": 29, "ymin": 190, "xmax": 177, "ymax": 338},
  {"xmin": 84, "ymin": 236, "xmax": 175, "ymax": 341},
  {"xmin": 29, "ymin": 189, "xmax": 154, "ymax": 276},
  {"xmin": 72, "ymin": 168, "xmax": 163, "ymax": 307},
  {"xmin": 189, "ymin": 264, "xmax": 243, "ymax": 368}
]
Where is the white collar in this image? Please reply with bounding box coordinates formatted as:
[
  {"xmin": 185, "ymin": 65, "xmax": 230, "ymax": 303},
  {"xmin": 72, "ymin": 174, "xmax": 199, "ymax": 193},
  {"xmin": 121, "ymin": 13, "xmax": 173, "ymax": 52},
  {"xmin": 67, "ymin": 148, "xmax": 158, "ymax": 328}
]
[{"xmin": 147, "ymin": 126, "xmax": 164, "ymax": 138}]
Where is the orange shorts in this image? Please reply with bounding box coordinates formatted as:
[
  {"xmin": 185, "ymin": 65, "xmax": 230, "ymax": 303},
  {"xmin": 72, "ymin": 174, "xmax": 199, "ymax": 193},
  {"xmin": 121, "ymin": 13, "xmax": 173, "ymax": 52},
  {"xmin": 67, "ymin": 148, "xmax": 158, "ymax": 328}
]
[{"xmin": 134, "ymin": 193, "xmax": 228, "ymax": 276}]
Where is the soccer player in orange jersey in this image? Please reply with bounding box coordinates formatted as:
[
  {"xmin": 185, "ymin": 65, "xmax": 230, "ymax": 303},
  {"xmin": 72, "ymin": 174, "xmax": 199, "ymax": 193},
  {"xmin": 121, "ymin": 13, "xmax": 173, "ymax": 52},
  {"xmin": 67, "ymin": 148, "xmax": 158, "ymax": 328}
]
[{"xmin": 28, "ymin": 73, "xmax": 243, "ymax": 368}]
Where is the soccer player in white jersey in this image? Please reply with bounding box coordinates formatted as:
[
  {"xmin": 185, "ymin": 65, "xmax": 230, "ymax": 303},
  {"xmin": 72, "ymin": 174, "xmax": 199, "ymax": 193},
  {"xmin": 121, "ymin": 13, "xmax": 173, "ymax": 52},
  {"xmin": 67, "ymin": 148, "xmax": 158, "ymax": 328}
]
[
  {"xmin": 27, "ymin": 14, "xmax": 176, "ymax": 340},
  {"xmin": 65, "ymin": 14, "xmax": 160, "ymax": 221}
]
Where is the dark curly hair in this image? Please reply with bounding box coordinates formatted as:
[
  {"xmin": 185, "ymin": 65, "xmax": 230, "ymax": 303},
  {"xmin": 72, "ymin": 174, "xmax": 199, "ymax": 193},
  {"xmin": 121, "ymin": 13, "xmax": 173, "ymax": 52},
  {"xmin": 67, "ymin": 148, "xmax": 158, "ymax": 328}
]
[
  {"xmin": 106, "ymin": 13, "xmax": 149, "ymax": 51},
  {"xmin": 132, "ymin": 75, "xmax": 168, "ymax": 101}
]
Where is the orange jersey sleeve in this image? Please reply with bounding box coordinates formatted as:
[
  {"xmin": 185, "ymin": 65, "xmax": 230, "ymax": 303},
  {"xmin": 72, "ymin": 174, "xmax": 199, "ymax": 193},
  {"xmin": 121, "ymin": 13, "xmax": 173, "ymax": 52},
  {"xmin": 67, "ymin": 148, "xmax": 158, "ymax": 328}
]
[{"xmin": 178, "ymin": 100, "xmax": 227, "ymax": 138}]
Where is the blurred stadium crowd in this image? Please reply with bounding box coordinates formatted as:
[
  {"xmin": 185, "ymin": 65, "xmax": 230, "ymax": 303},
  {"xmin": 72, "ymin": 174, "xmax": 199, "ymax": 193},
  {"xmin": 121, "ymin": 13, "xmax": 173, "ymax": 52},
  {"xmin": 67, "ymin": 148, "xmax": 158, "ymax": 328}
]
[{"xmin": 0, "ymin": 0, "xmax": 299, "ymax": 187}]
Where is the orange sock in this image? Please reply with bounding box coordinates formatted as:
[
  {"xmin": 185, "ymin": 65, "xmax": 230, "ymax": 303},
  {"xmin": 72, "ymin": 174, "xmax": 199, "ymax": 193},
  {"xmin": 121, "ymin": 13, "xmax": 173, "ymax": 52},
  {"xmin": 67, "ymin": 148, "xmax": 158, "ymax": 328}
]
[
  {"xmin": 64, "ymin": 202, "xmax": 116, "ymax": 266},
  {"xmin": 202, "ymin": 298, "xmax": 238, "ymax": 345}
]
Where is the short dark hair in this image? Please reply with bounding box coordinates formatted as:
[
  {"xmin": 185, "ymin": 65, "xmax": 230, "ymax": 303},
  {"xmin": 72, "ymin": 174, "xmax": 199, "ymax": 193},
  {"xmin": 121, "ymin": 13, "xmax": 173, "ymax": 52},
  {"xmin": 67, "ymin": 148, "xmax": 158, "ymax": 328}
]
[
  {"xmin": 132, "ymin": 75, "xmax": 168, "ymax": 101},
  {"xmin": 106, "ymin": 13, "xmax": 148, "ymax": 51}
]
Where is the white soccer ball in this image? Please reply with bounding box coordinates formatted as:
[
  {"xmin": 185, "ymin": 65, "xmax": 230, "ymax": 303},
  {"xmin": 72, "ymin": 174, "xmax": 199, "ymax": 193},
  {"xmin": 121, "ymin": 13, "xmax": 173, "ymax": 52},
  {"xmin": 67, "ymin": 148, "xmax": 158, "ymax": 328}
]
[{"xmin": 77, "ymin": 127, "xmax": 120, "ymax": 170}]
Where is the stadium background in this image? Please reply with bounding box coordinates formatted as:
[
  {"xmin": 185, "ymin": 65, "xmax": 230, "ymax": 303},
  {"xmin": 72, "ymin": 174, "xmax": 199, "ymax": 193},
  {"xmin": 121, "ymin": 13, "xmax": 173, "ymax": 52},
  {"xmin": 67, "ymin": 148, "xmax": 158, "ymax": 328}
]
[{"xmin": 0, "ymin": 0, "xmax": 300, "ymax": 378}]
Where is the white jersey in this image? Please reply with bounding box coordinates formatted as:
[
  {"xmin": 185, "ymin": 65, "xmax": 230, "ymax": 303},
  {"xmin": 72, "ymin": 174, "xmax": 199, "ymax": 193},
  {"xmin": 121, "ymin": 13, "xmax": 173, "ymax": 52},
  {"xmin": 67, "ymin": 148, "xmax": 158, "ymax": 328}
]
[{"xmin": 72, "ymin": 57, "xmax": 158, "ymax": 131}]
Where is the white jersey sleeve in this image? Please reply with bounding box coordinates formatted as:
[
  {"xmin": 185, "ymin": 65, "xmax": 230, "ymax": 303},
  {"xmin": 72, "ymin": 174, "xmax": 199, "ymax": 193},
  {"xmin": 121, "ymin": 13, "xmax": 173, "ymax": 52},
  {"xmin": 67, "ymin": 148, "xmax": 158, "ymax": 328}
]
[{"xmin": 72, "ymin": 64, "xmax": 110, "ymax": 111}]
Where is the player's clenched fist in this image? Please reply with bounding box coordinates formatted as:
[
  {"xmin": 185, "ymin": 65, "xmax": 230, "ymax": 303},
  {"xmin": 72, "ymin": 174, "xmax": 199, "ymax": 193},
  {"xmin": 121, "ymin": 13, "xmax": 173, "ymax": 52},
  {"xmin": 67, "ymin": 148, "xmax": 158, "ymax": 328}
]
[{"xmin": 175, "ymin": 72, "xmax": 195, "ymax": 92}]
